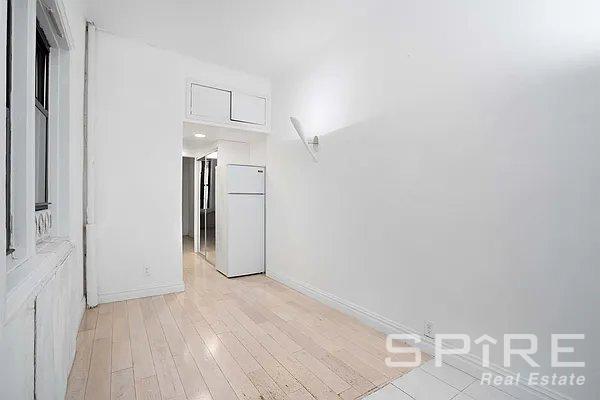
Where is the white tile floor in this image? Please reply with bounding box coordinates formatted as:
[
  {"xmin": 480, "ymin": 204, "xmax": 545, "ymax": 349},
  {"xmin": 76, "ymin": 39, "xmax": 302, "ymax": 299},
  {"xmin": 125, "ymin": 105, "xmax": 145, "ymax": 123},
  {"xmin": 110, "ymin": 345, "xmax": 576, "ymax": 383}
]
[
  {"xmin": 420, "ymin": 360, "xmax": 476, "ymax": 391},
  {"xmin": 365, "ymin": 384, "xmax": 414, "ymax": 400},
  {"xmin": 392, "ymin": 368, "xmax": 460, "ymax": 399},
  {"xmin": 363, "ymin": 360, "xmax": 522, "ymax": 400}
]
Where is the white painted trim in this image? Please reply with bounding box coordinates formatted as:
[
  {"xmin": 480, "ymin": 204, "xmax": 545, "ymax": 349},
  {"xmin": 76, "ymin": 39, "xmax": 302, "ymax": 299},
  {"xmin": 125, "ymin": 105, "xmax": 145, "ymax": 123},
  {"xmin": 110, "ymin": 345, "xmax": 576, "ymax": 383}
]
[
  {"xmin": 0, "ymin": 0, "xmax": 7, "ymax": 336},
  {"xmin": 37, "ymin": 0, "xmax": 74, "ymax": 50},
  {"xmin": 84, "ymin": 22, "xmax": 98, "ymax": 307},
  {"xmin": 266, "ymin": 270, "xmax": 572, "ymax": 400},
  {"xmin": 45, "ymin": 0, "xmax": 74, "ymax": 49},
  {"xmin": 6, "ymin": 239, "xmax": 74, "ymax": 322},
  {"xmin": 84, "ymin": 21, "xmax": 96, "ymax": 227},
  {"xmin": 97, "ymin": 283, "xmax": 185, "ymax": 304},
  {"xmin": 84, "ymin": 224, "xmax": 97, "ymax": 306},
  {"xmin": 7, "ymin": 0, "xmax": 37, "ymax": 273}
]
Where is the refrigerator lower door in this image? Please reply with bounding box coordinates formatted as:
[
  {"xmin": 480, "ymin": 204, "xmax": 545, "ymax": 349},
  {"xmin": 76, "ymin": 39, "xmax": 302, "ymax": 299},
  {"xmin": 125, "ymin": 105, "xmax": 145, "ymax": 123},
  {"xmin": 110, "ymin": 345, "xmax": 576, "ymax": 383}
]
[{"xmin": 226, "ymin": 194, "xmax": 265, "ymax": 277}]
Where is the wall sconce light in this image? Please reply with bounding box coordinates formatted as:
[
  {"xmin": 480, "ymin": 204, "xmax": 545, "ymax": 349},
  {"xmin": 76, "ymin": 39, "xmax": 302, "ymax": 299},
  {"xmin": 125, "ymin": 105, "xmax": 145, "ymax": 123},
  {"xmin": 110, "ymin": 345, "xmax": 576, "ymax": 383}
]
[{"xmin": 290, "ymin": 117, "xmax": 319, "ymax": 163}]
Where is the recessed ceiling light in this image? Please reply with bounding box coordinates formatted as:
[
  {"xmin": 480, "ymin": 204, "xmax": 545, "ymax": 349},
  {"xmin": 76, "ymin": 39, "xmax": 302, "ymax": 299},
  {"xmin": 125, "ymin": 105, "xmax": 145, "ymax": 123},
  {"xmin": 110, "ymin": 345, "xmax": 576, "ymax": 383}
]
[{"xmin": 194, "ymin": 133, "xmax": 206, "ymax": 138}]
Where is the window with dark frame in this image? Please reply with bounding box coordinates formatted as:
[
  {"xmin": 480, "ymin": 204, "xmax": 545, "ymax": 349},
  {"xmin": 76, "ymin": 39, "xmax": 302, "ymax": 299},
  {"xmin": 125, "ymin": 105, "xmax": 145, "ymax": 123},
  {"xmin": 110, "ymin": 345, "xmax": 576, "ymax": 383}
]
[
  {"xmin": 35, "ymin": 21, "xmax": 50, "ymax": 211},
  {"xmin": 6, "ymin": 0, "xmax": 13, "ymax": 254}
]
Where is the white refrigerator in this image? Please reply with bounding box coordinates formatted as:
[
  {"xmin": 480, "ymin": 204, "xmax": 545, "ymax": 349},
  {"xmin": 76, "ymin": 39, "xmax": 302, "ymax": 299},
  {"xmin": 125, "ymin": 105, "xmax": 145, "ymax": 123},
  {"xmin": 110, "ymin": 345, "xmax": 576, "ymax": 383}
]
[{"xmin": 218, "ymin": 164, "xmax": 265, "ymax": 277}]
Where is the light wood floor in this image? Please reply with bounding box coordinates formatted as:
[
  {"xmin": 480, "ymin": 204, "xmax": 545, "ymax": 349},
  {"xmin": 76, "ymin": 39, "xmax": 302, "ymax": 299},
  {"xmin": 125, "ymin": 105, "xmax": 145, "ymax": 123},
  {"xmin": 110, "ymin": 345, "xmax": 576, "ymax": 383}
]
[{"xmin": 65, "ymin": 242, "xmax": 425, "ymax": 400}]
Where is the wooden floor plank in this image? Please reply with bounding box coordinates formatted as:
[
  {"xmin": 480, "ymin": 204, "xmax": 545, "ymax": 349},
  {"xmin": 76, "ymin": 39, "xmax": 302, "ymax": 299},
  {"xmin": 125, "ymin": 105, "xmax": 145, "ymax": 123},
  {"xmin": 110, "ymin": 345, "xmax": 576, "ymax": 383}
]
[
  {"xmin": 218, "ymin": 331, "xmax": 261, "ymax": 374},
  {"xmin": 331, "ymin": 349, "xmax": 387, "ymax": 386},
  {"xmin": 80, "ymin": 307, "xmax": 99, "ymax": 332},
  {"xmin": 112, "ymin": 301, "xmax": 133, "ymax": 372},
  {"xmin": 338, "ymin": 386, "xmax": 362, "ymax": 400},
  {"xmin": 258, "ymin": 321, "xmax": 302, "ymax": 354},
  {"xmin": 134, "ymin": 375, "xmax": 162, "ymax": 400},
  {"xmin": 231, "ymin": 323, "xmax": 302, "ymax": 394},
  {"xmin": 287, "ymin": 388, "xmax": 317, "ymax": 400},
  {"xmin": 66, "ymin": 330, "xmax": 95, "ymax": 400},
  {"xmin": 153, "ymin": 295, "xmax": 213, "ymax": 400},
  {"xmin": 247, "ymin": 368, "xmax": 286, "ymax": 400},
  {"xmin": 66, "ymin": 238, "xmax": 424, "ymax": 400},
  {"xmin": 317, "ymin": 353, "xmax": 375, "ymax": 394},
  {"xmin": 191, "ymin": 318, "xmax": 262, "ymax": 400},
  {"xmin": 139, "ymin": 297, "xmax": 186, "ymax": 400},
  {"xmin": 111, "ymin": 368, "xmax": 136, "ymax": 400},
  {"xmin": 293, "ymin": 350, "xmax": 351, "ymax": 394},
  {"xmin": 85, "ymin": 337, "xmax": 112, "ymax": 400},
  {"xmin": 126, "ymin": 300, "xmax": 156, "ymax": 380},
  {"xmin": 168, "ymin": 294, "xmax": 239, "ymax": 400}
]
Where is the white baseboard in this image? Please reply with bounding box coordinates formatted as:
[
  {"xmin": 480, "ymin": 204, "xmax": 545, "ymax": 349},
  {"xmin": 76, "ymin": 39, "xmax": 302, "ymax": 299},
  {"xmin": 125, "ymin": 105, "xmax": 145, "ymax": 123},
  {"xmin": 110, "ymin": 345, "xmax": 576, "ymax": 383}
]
[
  {"xmin": 266, "ymin": 270, "xmax": 571, "ymax": 400},
  {"xmin": 98, "ymin": 283, "xmax": 185, "ymax": 303}
]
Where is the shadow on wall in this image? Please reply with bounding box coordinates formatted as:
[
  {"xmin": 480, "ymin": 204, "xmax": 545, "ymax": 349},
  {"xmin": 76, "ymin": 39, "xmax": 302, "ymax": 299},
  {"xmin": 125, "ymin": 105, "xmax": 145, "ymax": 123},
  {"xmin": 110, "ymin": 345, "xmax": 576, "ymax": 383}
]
[{"xmin": 267, "ymin": 60, "xmax": 600, "ymax": 400}]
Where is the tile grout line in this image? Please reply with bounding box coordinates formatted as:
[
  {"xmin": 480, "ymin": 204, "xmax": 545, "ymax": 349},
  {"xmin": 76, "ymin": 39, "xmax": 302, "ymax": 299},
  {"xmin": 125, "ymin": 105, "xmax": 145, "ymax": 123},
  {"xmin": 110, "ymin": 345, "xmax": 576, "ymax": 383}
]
[{"xmin": 419, "ymin": 364, "xmax": 476, "ymax": 392}]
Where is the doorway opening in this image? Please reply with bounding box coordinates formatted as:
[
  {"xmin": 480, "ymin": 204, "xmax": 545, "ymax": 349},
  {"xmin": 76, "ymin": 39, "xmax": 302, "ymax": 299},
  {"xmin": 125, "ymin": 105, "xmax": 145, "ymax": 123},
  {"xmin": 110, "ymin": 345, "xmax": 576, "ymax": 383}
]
[
  {"xmin": 182, "ymin": 156, "xmax": 195, "ymax": 252},
  {"xmin": 196, "ymin": 151, "xmax": 217, "ymax": 265}
]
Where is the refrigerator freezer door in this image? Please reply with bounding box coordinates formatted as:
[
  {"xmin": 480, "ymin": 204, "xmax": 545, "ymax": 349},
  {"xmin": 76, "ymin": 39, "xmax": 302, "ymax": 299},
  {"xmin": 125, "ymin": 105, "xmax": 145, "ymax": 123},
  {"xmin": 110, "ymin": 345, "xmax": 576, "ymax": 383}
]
[
  {"xmin": 227, "ymin": 165, "xmax": 265, "ymax": 194},
  {"xmin": 227, "ymin": 194, "xmax": 265, "ymax": 277}
]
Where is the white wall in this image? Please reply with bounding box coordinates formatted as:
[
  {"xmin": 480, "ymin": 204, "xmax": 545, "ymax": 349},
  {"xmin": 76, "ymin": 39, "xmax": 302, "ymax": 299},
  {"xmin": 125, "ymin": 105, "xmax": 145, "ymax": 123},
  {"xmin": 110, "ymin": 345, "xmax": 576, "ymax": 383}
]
[
  {"xmin": 0, "ymin": 300, "xmax": 34, "ymax": 398},
  {"xmin": 0, "ymin": 243, "xmax": 84, "ymax": 399},
  {"xmin": 266, "ymin": 2, "xmax": 600, "ymax": 399},
  {"xmin": 92, "ymin": 31, "xmax": 269, "ymax": 302}
]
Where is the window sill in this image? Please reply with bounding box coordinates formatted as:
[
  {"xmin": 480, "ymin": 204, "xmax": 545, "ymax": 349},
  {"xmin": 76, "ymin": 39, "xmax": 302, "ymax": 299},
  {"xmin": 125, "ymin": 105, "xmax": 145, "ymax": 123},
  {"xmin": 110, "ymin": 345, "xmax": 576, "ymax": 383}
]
[{"xmin": 5, "ymin": 237, "xmax": 74, "ymax": 322}]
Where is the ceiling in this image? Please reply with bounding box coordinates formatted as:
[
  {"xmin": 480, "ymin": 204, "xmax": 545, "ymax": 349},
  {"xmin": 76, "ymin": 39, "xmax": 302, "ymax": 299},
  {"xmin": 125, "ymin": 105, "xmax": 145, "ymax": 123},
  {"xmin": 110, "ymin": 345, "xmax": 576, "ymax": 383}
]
[
  {"xmin": 182, "ymin": 122, "xmax": 266, "ymax": 153},
  {"xmin": 83, "ymin": 1, "xmax": 600, "ymax": 81},
  {"xmin": 83, "ymin": 0, "xmax": 376, "ymax": 77}
]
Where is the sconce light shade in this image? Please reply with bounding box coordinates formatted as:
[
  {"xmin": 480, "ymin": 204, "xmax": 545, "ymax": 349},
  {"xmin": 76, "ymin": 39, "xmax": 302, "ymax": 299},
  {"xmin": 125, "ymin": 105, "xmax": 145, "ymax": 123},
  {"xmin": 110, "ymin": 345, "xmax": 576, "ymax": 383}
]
[{"xmin": 290, "ymin": 117, "xmax": 318, "ymax": 162}]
